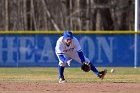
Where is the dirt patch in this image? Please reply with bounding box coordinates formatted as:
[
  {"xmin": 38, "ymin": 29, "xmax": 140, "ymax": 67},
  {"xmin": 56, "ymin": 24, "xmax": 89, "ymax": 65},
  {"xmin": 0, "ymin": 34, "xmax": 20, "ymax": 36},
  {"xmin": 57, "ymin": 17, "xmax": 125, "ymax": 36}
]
[{"xmin": 0, "ymin": 82, "xmax": 139, "ymax": 93}]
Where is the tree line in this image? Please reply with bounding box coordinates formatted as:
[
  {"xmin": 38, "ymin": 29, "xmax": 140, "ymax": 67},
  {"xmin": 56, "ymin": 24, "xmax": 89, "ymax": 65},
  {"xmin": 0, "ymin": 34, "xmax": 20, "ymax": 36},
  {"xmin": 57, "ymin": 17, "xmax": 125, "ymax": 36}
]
[{"xmin": 0, "ymin": 0, "xmax": 134, "ymax": 31}]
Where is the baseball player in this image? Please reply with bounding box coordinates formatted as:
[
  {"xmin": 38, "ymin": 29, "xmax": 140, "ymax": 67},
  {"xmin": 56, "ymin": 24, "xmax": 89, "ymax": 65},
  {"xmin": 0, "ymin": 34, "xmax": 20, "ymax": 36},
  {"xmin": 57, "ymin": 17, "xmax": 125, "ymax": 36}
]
[{"xmin": 55, "ymin": 31, "xmax": 107, "ymax": 83}]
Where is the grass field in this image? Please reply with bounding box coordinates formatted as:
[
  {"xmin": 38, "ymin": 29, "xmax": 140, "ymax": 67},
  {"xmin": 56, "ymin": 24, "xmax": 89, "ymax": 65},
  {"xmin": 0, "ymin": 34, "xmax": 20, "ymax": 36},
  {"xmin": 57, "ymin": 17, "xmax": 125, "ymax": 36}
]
[{"xmin": 0, "ymin": 67, "xmax": 140, "ymax": 83}]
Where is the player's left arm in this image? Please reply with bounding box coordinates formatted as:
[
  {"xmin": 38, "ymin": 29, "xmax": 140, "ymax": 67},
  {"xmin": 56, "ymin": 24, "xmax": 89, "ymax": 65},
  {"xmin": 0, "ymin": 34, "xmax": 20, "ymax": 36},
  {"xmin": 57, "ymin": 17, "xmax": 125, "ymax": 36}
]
[
  {"xmin": 74, "ymin": 38, "xmax": 85, "ymax": 63},
  {"xmin": 77, "ymin": 49, "xmax": 85, "ymax": 63}
]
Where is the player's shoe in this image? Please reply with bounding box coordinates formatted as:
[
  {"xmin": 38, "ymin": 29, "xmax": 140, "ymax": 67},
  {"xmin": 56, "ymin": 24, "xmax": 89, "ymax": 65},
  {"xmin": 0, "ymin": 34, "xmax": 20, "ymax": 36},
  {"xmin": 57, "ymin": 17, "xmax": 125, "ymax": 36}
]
[
  {"xmin": 59, "ymin": 78, "xmax": 67, "ymax": 83},
  {"xmin": 98, "ymin": 69, "xmax": 107, "ymax": 80}
]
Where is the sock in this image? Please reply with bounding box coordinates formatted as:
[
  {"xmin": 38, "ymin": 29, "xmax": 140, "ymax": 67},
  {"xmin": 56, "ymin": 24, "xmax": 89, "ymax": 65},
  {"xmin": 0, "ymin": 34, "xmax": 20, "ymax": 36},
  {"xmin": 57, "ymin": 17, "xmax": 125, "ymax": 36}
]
[
  {"xmin": 89, "ymin": 63, "xmax": 99, "ymax": 77},
  {"xmin": 58, "ymin": 65, "xmax": 65, "ymax": 79}
]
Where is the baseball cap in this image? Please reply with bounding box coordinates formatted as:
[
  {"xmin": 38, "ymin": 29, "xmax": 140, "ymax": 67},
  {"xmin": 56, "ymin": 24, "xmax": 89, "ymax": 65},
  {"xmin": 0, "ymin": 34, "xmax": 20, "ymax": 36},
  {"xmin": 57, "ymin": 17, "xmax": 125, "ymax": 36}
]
[{"xmin": 63, "ymin": 31, "xmax": 73, "ymax": 40}]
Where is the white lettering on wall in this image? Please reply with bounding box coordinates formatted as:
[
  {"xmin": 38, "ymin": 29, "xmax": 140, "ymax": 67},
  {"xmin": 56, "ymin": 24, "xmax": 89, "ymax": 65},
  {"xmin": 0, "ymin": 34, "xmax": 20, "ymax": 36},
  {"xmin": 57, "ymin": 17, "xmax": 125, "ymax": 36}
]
[
  {"xmin": 18, "ymin": 37, "xmax": 35, "ymax": 63},
  {"xmin": 96, "ymin": 37, "xmax": 114, "ymax": 63},
  {"xmin": 80, "ymin": 36, "xmax": 95, "ymax": 61},
  {"xmin": 39, "ymin": 37, "xmax": 57, "ymax": 63},
  {"xmin": 0, "ymin": 35, "xmax": 114, "ymax": 65}
]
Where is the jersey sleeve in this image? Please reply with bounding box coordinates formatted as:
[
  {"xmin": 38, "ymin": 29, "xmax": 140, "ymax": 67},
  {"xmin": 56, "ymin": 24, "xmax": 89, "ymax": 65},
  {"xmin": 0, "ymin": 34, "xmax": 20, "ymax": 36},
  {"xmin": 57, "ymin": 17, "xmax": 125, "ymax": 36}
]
[
  {"xmin": 73, "ymin": 37, "xmax": 82, "ymax": 51},
  {"xmin": 55, "ymin": 39, "xmax": 67, "ymax": 63},
  {"xmin": 55, "ymin": 41, "xmax": 64, "ymax": 55}
]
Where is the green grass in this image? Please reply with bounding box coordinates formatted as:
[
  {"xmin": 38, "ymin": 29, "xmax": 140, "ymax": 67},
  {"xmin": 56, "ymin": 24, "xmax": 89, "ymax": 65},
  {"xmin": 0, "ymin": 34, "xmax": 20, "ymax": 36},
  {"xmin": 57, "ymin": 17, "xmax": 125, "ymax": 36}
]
[{"xmin": 0, "ymin": 67, "xmax": 140, "ymax": 83}]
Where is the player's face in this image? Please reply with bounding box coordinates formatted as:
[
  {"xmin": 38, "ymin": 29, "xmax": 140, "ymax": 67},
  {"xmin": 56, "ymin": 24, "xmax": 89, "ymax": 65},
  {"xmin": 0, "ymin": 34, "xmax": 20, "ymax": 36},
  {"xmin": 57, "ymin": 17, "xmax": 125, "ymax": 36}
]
[{"xmin": 64, "ymin": 39, "xmax": 72, "ymax": 45}]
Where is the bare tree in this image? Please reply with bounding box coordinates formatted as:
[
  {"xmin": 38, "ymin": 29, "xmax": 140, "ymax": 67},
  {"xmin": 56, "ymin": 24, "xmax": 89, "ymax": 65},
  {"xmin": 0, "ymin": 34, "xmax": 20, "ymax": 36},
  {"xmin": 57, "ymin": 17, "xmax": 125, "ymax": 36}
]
[{"xmin": 0, "ymin": 0, "xmax": 135, "ymax": 31}]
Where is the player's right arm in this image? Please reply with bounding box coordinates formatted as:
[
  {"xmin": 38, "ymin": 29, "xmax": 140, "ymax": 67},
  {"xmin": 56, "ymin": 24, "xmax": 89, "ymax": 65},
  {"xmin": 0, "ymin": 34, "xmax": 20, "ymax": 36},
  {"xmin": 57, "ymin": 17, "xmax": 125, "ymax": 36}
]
[{"xmin": 55, "ymin": 38, "xmax": 66, "ymax": 63}]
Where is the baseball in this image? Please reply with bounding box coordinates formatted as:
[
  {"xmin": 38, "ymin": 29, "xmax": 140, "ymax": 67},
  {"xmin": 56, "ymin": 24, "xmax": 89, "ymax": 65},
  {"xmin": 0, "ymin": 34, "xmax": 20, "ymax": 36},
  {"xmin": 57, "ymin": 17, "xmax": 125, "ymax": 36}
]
[{"xmin": 111, "ymin": 69, "xmax": 115, "ymax": 73}]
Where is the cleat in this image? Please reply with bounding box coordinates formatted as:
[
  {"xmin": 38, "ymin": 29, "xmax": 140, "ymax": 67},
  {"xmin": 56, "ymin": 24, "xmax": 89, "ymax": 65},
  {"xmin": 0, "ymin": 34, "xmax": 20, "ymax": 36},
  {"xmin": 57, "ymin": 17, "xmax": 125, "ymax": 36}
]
[
  {"xmin": 59, "ymin": 78, "xmax": 67, "ymax": 83},
  {"xmin": 98, "ymin": 69, "xmax": 107, "ymax": 80}
]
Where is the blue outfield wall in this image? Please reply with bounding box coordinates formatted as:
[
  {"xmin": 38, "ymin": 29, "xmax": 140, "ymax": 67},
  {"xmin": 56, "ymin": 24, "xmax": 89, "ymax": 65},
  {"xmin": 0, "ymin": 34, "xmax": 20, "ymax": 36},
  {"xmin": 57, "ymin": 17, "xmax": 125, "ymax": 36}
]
[{"xmin": 0, "ymin": 34, "xmax": 139, "ymax": 67}]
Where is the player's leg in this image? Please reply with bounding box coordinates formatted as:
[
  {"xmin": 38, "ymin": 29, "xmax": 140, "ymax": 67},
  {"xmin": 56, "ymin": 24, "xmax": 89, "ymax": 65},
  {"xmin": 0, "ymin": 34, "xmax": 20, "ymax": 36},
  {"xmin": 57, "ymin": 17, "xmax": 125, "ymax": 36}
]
[
  {"xmin": 58, "ymin": 64, "xmax": 65, "ymax": 83},
  {"xmin": 83, "ymin": 58, "xmax": 107, "ymax": 79},
  {"xmin": 66, "ymin": 51, "xmax": 99, "ymax": 77},
  {"xmin": 66, "ymin": 51, "xmax": 107, "ymax": 79},
  {"xmin": 57, "ymin": 55, "xmax": 70, "ymax": 83}
]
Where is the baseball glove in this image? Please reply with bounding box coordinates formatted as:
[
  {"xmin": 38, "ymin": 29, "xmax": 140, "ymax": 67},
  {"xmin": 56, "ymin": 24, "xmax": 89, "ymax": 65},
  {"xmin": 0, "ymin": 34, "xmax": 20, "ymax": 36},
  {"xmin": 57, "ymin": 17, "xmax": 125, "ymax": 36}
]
[{"xmin": 81, "ymin": 62, "xmax": 91, "ymax": 72}]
